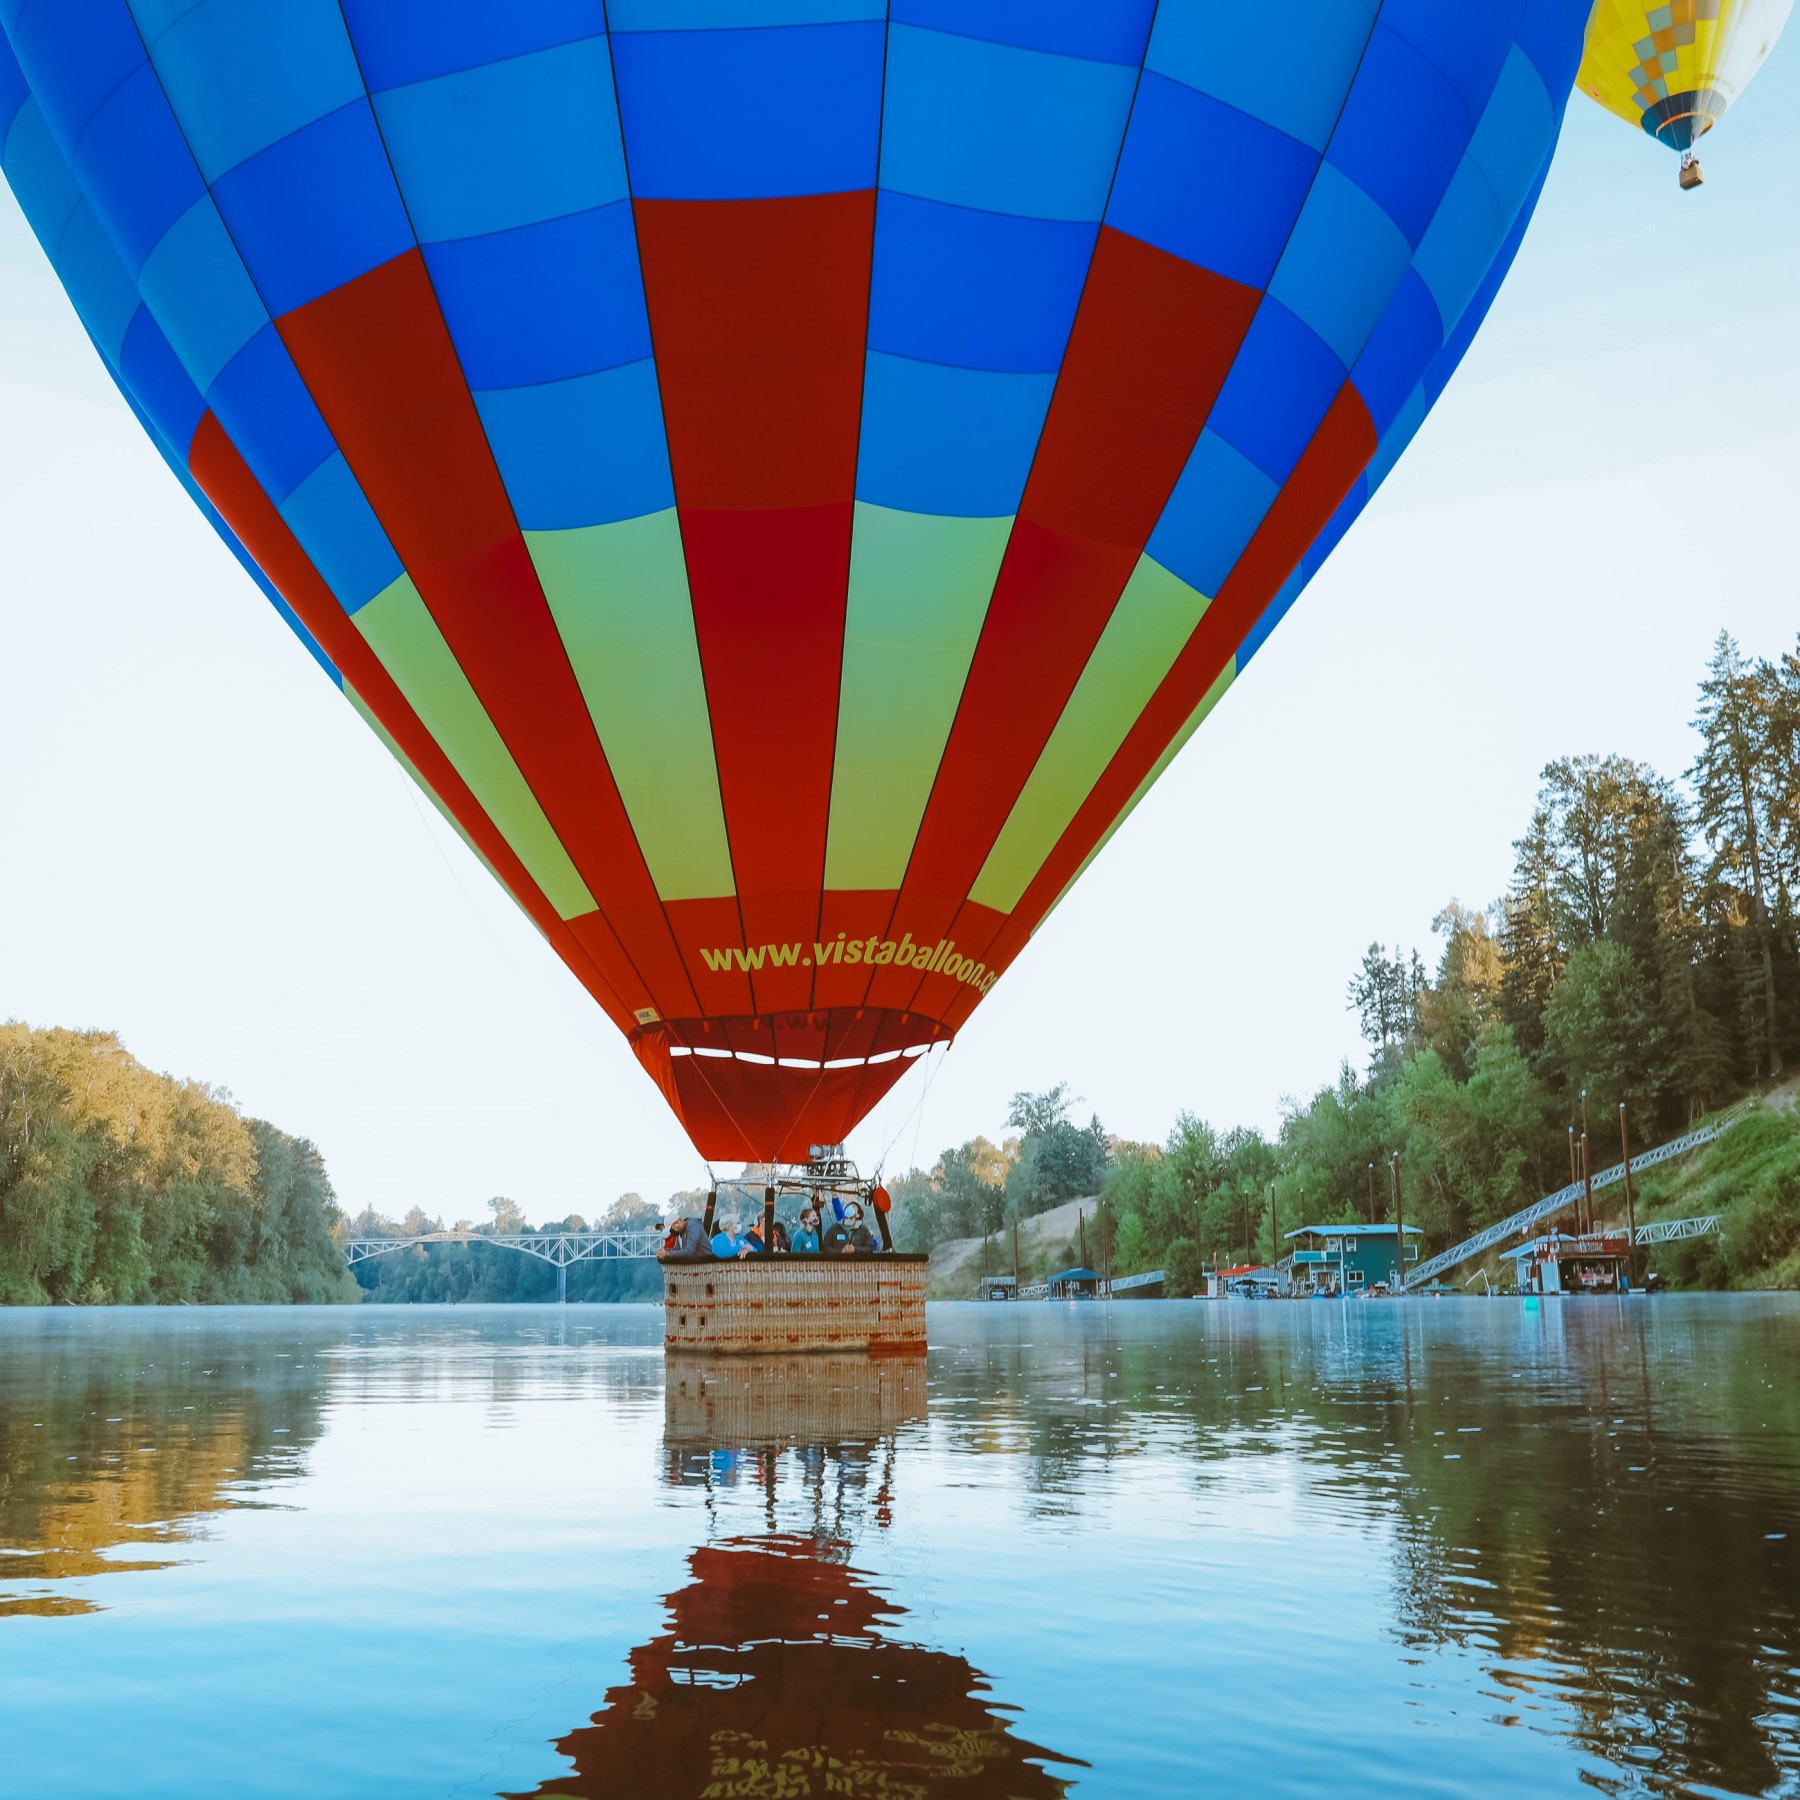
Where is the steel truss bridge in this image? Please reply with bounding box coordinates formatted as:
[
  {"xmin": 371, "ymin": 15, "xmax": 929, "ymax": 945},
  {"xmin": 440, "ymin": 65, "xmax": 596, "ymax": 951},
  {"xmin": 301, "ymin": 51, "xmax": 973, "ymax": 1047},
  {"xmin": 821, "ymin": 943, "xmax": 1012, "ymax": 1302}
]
[{"xmin": 341, "ymin": 1229, "xmax": 663, "ymax": 1300}]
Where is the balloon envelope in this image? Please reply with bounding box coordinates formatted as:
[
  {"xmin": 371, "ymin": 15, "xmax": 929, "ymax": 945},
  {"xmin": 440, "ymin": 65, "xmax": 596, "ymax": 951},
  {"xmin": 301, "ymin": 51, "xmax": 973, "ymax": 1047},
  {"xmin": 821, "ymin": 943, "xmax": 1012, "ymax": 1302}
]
[
  {"xmin": 1579, "ymin": 0, "xmax": 1793, "ymax": 152},
  {"xmin": 0, "ymin": 2, "xmax": 1590, "ymax": 1160}
]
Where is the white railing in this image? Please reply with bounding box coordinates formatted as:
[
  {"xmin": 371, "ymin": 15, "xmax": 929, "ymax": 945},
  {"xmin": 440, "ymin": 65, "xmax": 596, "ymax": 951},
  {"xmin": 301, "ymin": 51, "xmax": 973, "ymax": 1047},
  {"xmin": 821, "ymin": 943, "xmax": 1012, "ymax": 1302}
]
[
  {"xmin": 1631, "ymin": 1213, "xmax": 1722, "ymax": 1244},
  {"xmin": 1013, "ymin": 1278, "xmax": 1114, "ymax": 1300},
  {"xmin": 1109, "ymin": 1269, "xmax": 1165, "ymax": 1294}
]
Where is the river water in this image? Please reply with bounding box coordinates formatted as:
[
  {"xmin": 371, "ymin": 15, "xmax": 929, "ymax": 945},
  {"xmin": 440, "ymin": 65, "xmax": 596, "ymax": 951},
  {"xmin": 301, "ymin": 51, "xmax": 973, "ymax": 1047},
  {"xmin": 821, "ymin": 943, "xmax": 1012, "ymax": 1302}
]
[{"xmin": 1, "ymin": 1297, "xmax": 1796, "ymax": 1799}]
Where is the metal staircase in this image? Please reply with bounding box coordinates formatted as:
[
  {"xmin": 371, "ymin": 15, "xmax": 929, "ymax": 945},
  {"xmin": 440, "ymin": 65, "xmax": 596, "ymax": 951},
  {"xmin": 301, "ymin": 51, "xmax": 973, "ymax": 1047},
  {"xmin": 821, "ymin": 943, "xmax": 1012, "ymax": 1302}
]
[{"xmin": 1401, "ymin": 1103, "xmax": 1750, "ymax": 1290}]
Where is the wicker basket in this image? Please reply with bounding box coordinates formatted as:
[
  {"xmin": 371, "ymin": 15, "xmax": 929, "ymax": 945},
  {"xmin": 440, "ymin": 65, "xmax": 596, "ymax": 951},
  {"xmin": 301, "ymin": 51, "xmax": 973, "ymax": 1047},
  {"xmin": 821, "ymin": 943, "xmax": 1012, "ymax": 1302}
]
[
  {"xmin": 663, "ymin": 1254, "xmax": 927, "ymax": 1357},
  {"xmin": 664, "ymin": 1351, "xmax": 927, "ymax": 1444}
]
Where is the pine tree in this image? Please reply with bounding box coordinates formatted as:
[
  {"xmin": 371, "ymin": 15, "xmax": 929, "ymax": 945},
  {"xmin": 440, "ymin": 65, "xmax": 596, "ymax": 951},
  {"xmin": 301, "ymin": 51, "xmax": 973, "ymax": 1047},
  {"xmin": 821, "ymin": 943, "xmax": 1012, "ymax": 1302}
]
[
  {"xmin": 1691, "ymin": 633, "xmax": 1784, "ymax": 1078},
  {"xmin": 1499, "ymin": 806, "xmax": 1564, "ymax": 1057},
  {"xmin": 1610, "ymin": 779, "xmax": 1734, "ymax": 1125},
  {"xmin": 1763, "ymin": 636, "xmax": 1800, "ymax": 921}
]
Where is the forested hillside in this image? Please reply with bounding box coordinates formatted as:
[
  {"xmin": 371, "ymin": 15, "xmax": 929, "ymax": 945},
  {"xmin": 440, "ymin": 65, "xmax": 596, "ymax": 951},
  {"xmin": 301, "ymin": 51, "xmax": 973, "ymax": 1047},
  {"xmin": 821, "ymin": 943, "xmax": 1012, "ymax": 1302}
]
[
  {"xmin": 0, "ymin": 1024, "xmax": 355, "ymax": 1305},
  {"xmin": 888, "ymin": 631, "xmax": 1800, "ymax": 1290}
]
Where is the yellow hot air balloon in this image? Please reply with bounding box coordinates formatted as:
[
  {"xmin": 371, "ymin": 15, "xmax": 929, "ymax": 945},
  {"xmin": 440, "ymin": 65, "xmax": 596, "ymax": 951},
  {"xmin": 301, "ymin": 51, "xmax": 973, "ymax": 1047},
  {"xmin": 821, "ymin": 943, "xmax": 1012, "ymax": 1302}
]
[{"xmin": 1579, "ymin": 0, "xmax": 1794, "ymax": 186}]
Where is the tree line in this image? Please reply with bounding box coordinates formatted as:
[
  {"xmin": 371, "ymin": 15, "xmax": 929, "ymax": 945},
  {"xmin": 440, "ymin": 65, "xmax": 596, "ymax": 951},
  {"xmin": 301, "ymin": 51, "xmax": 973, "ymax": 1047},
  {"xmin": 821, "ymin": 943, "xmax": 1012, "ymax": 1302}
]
[
  {"xmin": 885, "ymin": 631, "xmax": 1800, "ymax": 1290},
  {"xmin": 0, "ymin": 1023, "xmax": 356, "ymax": 1304}
]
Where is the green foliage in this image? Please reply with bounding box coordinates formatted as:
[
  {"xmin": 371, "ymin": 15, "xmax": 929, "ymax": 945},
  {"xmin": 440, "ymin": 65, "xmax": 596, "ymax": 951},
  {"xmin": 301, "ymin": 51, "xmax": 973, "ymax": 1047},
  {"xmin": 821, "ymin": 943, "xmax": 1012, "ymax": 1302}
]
[
  {"xmin": 0, "ymin": 1023, "xmax": 356, "ymax": 1306},
  {"xmin": 1162, "ymin": 1237, "xmax": 1205, "ymax": 1298},
  {"xmin": 1347, "ymin": 942, "xmax": 1426, "ymax": 1062},
  {"xmin": 1692, "ymin": 632, "xmax": 1789, "ymax": 1078},
  {"xmin": 1002, "ymin": 1087, "xmax": 1107, "ymax": 1220},
  {"xmin": 1542, "ymin": 940, "xmax": 1668, "ymax": 1124},
  {"xmin": 1636, "ymin": 1107, "xmax": 1800, "ymax": 1290},
  {"xmin": 887, "ymin": 1137, "xmax": 1012, "ymax": 1250}
]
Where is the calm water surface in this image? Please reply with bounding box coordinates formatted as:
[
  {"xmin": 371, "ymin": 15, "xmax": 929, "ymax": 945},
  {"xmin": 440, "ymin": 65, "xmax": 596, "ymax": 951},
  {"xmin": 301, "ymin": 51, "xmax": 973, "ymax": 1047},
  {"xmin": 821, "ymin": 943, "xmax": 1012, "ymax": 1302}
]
[{"xmin": 2, "ymin": 1298, "xmax": 1796, "ymax": 1799}]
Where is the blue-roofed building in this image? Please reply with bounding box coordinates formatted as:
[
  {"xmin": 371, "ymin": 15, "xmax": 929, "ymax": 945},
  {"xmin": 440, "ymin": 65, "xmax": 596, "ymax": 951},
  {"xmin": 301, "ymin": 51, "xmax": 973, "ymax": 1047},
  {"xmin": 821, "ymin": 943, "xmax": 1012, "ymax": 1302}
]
[{"xmin": 1282, "ymin": 1223, "xmax": 1422, "ymax": 1295}]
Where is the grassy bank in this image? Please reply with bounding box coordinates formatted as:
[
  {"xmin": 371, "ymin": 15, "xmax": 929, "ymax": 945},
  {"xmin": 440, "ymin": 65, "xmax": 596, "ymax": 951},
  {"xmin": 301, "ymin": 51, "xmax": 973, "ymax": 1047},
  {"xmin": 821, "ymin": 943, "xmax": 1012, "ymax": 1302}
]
[{"xmin": 1636, "ymin": 1097, "xmax": 1800, "ymax": 1290}]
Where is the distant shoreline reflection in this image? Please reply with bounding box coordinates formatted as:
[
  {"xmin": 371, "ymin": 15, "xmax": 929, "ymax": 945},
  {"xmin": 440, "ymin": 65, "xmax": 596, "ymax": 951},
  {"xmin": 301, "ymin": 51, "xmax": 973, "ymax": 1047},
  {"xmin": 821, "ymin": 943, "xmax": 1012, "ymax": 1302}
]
[{"xmin": 507, "ymin": 1535, "xmax": 1079, "ymax": 1800}]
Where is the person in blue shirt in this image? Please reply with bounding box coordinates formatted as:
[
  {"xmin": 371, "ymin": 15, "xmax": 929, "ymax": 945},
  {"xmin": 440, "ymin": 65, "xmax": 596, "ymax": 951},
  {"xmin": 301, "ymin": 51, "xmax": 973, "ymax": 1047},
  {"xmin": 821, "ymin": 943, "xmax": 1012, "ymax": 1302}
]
[
  {"xmin": 710, "ymin": 1215, "xmax": 746, "ymax": 1258},
  {"xmin": 789, "ymin": 1206, "xmax": 822, "ymax": 1254}
]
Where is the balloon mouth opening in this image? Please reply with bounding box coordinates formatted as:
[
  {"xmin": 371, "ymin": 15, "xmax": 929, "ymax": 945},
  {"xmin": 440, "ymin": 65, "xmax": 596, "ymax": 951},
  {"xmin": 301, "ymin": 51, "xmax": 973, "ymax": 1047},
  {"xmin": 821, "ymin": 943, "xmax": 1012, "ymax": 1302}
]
[
  {"xmin": 668, "ymin": 1042, "xmax": 935, "ymax": 1069},
  {"xmin": 634, "ymin": 1007, "xmax": 950, "ymax": 1068},
  {"xmin": 634, "ymin": 1017, "xmax": 943, "ymax": 1162},
  {"xmin": 1643, "ymin": 91, "xmax": 1722, "ymax": 152}
]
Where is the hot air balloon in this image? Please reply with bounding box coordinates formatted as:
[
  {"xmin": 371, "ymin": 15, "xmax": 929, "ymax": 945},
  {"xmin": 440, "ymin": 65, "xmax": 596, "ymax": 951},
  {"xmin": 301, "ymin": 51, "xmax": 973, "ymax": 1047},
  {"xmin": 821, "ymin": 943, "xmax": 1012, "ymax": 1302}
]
[
  {"xmin": 1578, "ymin": 0, "xmax": 1793, "ymax": 186},
  {"xmin": 1, "ymin": 1, "xmax": 1593, "ymax": 1165}
]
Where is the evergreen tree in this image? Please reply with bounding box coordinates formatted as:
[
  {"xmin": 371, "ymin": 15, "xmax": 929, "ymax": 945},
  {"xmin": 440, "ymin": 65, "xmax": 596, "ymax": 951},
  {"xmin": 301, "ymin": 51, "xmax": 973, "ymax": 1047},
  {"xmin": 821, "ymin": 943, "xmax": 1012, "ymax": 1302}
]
[
  {"xmin": 1499, "ymin": 806, "xmax": 1564, "ymax": 1057},
  {"xmin": 1347, "ymin": 943, "xmax": 1426, "ymax": 1073},
  {"xmin": 1542, "ymin": 939, "xmax": 1670, "ymax": 1128},
  {"xmin": 1420, "ymin": 901, "xmax": 1504, "ymax": 1081},
  {"xmin": 1691, "ymin": 632, "xmax": 1785, "ymax": 1077},
  {"xmin": 1761, "ymin": 636, "xmax": 1800, "ymax": 923}
]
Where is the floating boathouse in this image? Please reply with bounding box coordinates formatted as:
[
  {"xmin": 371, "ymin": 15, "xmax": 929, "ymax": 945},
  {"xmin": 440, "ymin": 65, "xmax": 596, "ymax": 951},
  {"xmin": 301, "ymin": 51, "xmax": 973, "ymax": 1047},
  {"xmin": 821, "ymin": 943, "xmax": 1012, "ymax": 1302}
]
[{"xmin": 1508, "ymin": 1230, "xmax": 1632, "ymax": 1296}]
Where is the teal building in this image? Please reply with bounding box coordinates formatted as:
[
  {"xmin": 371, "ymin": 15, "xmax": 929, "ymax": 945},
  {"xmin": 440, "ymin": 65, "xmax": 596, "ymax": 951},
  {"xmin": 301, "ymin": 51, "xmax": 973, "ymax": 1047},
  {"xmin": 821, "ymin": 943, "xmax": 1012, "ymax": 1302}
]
[{"xmin": 1283, "ymin": 1224, "xmax": 1422, "ymax": 1295}]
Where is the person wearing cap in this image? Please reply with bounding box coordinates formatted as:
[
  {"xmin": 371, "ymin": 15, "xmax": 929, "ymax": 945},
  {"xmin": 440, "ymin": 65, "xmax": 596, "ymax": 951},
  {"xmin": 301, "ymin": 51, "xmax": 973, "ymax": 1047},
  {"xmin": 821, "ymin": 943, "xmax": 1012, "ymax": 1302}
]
[
  {"xmin": 660, "ymin": 1215, "xmax": 706, "ymax": 1258},
  {"xmin": 823, "ymin": 1200, "xmax": 877, "ymax": 1255}
]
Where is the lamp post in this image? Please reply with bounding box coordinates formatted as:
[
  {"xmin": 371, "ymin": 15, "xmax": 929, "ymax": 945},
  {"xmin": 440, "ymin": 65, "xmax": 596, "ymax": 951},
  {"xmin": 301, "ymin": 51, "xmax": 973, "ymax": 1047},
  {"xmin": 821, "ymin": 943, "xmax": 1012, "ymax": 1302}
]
[
  {"xmin": 1580, "ymin": 1088, "xmax": 1592, "ymax": 1234},
  {"xmin": 1290, "ymin": 1188, "xmax": 1302, "ymax": 1295},
  {"xmin": 1390, "ymin": 1153, "xmax": 1406, "ymax": 1293},
  {"xmin": 1619, "ymin": 1102, "xmax": 1639, "ymax": 1287},
  {"xmin": 1367, "ymin": 1161, "xmax": 1376, "ymax": 1224},
  {"xmin": 1581, "ymin": 1132, "xmax": 1593, "ymax": 1240}
]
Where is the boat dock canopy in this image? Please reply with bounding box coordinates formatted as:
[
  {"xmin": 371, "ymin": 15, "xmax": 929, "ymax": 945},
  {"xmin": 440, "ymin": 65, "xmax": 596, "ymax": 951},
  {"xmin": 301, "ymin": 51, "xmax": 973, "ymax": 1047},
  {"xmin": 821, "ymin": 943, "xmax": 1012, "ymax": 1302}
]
[{"xmin": 1283, "ymin": 1223, "xmax": 1423, "ymax": 1239}]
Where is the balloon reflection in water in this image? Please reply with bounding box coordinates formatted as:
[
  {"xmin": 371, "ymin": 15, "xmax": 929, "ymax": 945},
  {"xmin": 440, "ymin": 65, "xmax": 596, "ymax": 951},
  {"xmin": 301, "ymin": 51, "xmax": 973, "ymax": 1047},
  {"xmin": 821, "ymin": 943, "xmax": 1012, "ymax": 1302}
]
[
  {"xmin": 506, "ymin": 1354, "xmax": 1074, "ymax": 1797},
  {"xmin": 505, "ymin": 1536, "xmax": 1079, "ymax": 1800},
  {"xmin": 663, "ymin": 1354, "xmax": 926, "ymax": 1537}
]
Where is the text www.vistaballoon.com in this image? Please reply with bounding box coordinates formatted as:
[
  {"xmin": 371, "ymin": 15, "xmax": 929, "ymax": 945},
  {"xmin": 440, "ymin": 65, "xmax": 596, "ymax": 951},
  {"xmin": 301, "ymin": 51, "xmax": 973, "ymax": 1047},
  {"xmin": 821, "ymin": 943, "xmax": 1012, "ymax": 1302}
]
[{"xmin": 698, "ymin": 934, "xmax": 1000, "ymax": 994}]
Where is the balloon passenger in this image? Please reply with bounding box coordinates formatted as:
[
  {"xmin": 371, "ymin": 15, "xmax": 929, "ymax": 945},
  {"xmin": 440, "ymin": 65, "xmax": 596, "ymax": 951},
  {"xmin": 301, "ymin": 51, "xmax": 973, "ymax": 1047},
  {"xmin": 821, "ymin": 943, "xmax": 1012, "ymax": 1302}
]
[
  {"xmin": 660, "ymin": 1216, "xmax": 706, "ymax": 1258},
  {"xmin": 823, "ymin": 1202, "xmax": 877, "ymax": 1255},
  {"xmin": 739, "ymin": 1219, "xmax": 788, "ymax": 1256},
  {"xmin": 789, "ymin": 1207, "xmax": 822, "ymax": 1254}
]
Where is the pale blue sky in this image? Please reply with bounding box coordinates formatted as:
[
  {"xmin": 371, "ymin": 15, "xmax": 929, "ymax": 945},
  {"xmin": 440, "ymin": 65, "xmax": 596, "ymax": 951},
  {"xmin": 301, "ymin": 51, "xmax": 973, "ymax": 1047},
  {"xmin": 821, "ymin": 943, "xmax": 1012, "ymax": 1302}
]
[{"xmin": 3, "ymin": 61, "xmax": 1796, "ymax": 1224}]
